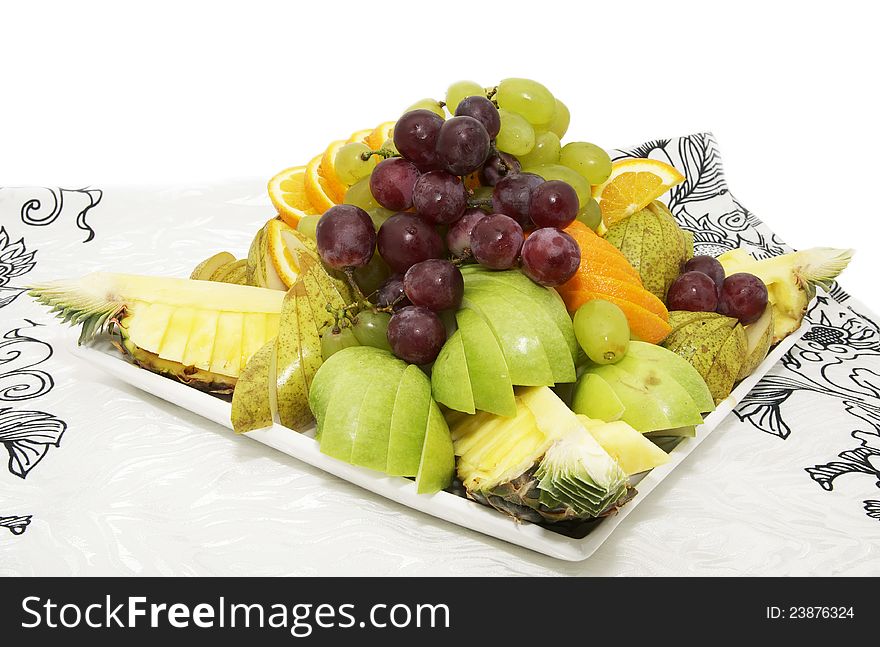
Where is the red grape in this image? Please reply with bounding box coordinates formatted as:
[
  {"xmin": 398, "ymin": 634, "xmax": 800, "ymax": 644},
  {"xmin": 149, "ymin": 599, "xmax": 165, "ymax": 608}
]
[
  {"xmin": 470, "ymin": 213, "xmax": 524, "ymax": 270},
  {"xmin": 667, "ymin": 271, "xmax": 718, "ymax": 312},
  {"xmin": 404, "ymin": 259, "xmax": 464, "ymax": 312},
  {"xmin": 435, "ymin": 116, "xmax": 491, "ymax": 176},
  {"xmin": 717, "ymin": 272, "xmax": 768, "ymax": 324},
  {"xmin": 491, "ymin": 172, "xmax": 544, "ymax": 229},
  {"xmin": 376, "ymin": 213, "xmax": 444, "ymax": 273},
  {"xmin": 412, "ymin": 170, "xmax": 467, "ymax": 225},
  {"xmin": 520, "ymin": 228, "xmax": 581, "ymax": 286},
  {"xmin": 684, "ymin": 255, "xmax": 725, "ymax": 291},
  {"xmin": 454, "ymin": 95, "xmax": 501, "ymax": 138},
  {"xmin": 315, "ymin": 205, "xmax": 376, "ymax": 270},
  {"xmin": 528, "ymin": 180, "xmax": 579, "ymax": 229},
  {"xmin": 446, "ymin": 208, "xmax": 487, "ymax": 258},
  {"xmin": 387, "ymin": 306, "xmax": 446, "ymax": 365},
  {"xmin": 370, "ymin": 158, "xmax": 420, "ymax": 211},
  {"xmin": 393, "ymin": 109, "xmax": 443, "ymax": 168},
  {"xmin": 376, "ymin": 274, "xmax": 410, "ymax": 310},
  {"xmin": 480, "ymin": 152, "xmax": 521, "ymax": 186}
]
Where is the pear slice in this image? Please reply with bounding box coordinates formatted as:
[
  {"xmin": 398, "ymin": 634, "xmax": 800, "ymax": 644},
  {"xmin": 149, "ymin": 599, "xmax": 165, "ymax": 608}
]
[
  {"xmin": 431, "ymin": 329, "xmax": 476, "ymax": 414},
  {"xmin": 275, "ymin": 282, "xmax": 319, "ymax": 430},
  {"xmin": 578, "ymin": 416, "xmax": 669, "ymax": 476},
  {"xmin": 191, "ymin": 251, "xmax": 235, "ymax": 281},
  {"xmin": 456, "ymin": 307, "xmax": 516, "ymax": 417},
  {"xmin": 704, "ymin": 323, "xmax": 748, "ymax": 403},
  {"xmin": 231, "ymin": 339, "xmax": 276, "ymax": 434},
  {"xmin": 737, "ymin": 306, "xmax": 774, "ymax": 380},
  {"xmin": 571, "ymin": 373, "xmax": 626, "ymax": 422},
  {"xmin": 211, "ymin": 259, "xmax": 246, "ymax": 283}
]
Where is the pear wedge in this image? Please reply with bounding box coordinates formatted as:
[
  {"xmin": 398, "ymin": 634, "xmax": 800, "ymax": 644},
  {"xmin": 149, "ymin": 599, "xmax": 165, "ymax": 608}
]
[
  {"xmin": 737, "ymin": 306, "xmax": 774, "ymax": 380},
  {"xmin": 231, "ymin": 339, "xmax": 277, "ymax": 434},
  {"xmin": 191, "ymin": 251, "xmax": 235, "ymax": 281}
]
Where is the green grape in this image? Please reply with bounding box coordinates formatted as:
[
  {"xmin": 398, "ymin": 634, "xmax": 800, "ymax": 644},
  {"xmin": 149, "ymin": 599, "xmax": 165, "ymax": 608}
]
[
  {"xmin": 380, "ymin": 138, "xmax": 399, "ymax": 156},
  {"xmin": 546, "ymin": 99, "xmax": 570, "ymax": 139},
  {"xmin": 496, "ymin": 109, "xmax": 535, "ymax": 156},
  {"xmin": 496, "ymin": 78, "xmax": 556, "ymax": 126},
  {"xmin": 404, "ymin": 98, "xmax": 445, "ymax": 119},
  {"xmin": 521, "ymin": 163, "xmax": 591, "ymax": 207},
  {"xmin": 343, "ymin": 177, "xmax": 380, "ymax": 211},
  {"xmin": 560, "ymin": 142, "xmax": 612, "ymax": 185},
  {"xmin": 352, "ymin": 310, "xmax": 392, "ymax": 351},
  {"xmin": 518, "ymin": 131, "xmax": 561, "ymax": 167},
  {"xmin": 576, "ymin": 198, "xmax": 602, "ymax": 231},
  {"xmin": 573, "ymin": 300, "xmax": 630, "ymax": 365},
  {"xmin": 445, "ymin": 80, "xmax": 483, "ymax": 113},
  {"xmin": 321, "ymin": 326, "xmax": 360, "ymax": 361},
  {"xmin": 354, "ymin": 251, "xmax": 391, "ymax": 296},
  {"xmin": 367, "ymin": 207, "xmax": 395, "ymax": 231},
  {"xmin": 296, "ymin": 214, "xmax": 321, "ymax": 240},
  {"xmin": 334, "ymin": 142, "xmax": 378, "ymax": 185}
]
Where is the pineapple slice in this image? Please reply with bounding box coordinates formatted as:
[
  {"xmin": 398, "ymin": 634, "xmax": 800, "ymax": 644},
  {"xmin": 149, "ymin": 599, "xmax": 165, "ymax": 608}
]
[{"xmin": 29, "ymin": 273, "xmax": 285, "ymax": 391}]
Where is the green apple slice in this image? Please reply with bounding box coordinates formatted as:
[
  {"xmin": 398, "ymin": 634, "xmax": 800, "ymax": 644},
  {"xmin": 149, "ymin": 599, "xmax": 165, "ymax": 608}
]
[
  {"xmin": 463, "ymin": 282, "xmax": 575, "ymax": 383},
  {"xmin": 585, "ymin": 364, "xmax": 673, "ymax": 432},
  {"xmin": 624, "ymin": 341, "xmax": 715, "ymax": 413},
  {"xmin": 431, "ymin": 329, "xmax": 476, "ymax": 414},
  {"xmin": 415, "ymin": 401, "xmax": 455, "ymax": 494},
  {"xmin": 455, "ymin": 307, "xmax": 517, "ymax": 417},
  {"xmin": 600, "ymin": 360, "xmax": 704, "ymax": 429},
  {"xmin": 386, "ymin": 364, "xmax": 432, "ymax": 477},
  {"xmin": 462, "ymin": 268, "xmax": 577, "ymax": 361},
  {"xmin": 461, "ymin": 287, "xmax": 554, "ymax": 386},
  {"xmin": 350, "ymin": 363, "xmax": 407, "ymax": 471},
  {"xmin": 571, "ymin": 373, "xmax": 626, "ymax": 422}
]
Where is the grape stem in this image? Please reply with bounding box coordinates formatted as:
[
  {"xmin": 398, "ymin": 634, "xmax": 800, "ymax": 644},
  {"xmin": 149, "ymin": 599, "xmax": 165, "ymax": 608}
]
[
  {"xmin": 488, "ymin": 144, "xmax": 511, "ymax": 174},
  {"xmin": 342, "ymin": 267, "xmax": 369, "ymax": 309},
  {"xmin": 362, "ymin": 148, "xmax": 399, "ymax": 161},
  {"xmin": 466, "ymin": 196, "xmax": 493, "ymax": 209}
]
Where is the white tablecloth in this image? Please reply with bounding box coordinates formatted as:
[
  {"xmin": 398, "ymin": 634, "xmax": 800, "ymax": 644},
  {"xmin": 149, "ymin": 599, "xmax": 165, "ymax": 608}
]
[{"xmin": 2, "ymin": 134, "xmax": 878, "ymax": 576}]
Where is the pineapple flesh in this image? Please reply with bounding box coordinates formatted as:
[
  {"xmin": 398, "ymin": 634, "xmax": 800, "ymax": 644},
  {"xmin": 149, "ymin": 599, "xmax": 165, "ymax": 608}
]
[
  {"xmin": 450, "ymin": 386, "xmax": 631, "ymax": 524},
  {"xmin": 30, "ymin": 272, "xmax": 286, "ymax": 393}
]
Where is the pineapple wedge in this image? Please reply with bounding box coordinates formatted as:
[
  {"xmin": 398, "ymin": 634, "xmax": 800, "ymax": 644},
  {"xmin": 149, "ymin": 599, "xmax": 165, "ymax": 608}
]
[
  {"xmin": 30, "ymin": 273, "xmax": 285, "ymax": 392},
  {"xmin": 717, "ymin": 247, "xmax": 853, "ymax": 344}
]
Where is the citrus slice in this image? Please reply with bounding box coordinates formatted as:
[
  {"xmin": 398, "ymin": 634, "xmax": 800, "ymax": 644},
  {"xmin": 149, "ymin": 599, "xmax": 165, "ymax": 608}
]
[
  {"xmin": 267, "ymin": 165, "xmax": 322, "ymax": 228},
  {"xmin": 365, "ymin": 121, "xmax": 395, "ymax": 150},
  {"xmin": 347, "ymin": 128, "xmax": 373, "ymax": 144},
  {"xmin": 591, "ymin": 159, "xmax": 685, "ymax": 226},
  {"xmin": 265, "ymin": 218, "xmax": 322, "ymax": 288},
  {"xmin": 305, "ymin": 154, "xmax": 344, "ymax": 212}
]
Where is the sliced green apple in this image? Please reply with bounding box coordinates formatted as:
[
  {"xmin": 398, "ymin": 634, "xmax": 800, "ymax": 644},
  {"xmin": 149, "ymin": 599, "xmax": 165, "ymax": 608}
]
[
  {"xmin": 571, "ymin": 373, "xmax": 626, "ymax": 422},
  {"xmin": 431, "ymin": 329, "xmax": 476, "ymax": 414},
  {"xmin": 415, "ymin": 402, "xmax": 455, "ymax": 494},
  {"xmin": 456, "ymin": 307, "xmax": 516, "ymax": 417},
  {"xmin": 350, "ymin": 361, "xmax": 407, "ymax": 471},
  {"xmin": 387, "ymin": 364, "xmax": 433, "ymax": 477},
  {"xmin": 624, "ymin": 341, "xmax": 715, "ymax": 413}
]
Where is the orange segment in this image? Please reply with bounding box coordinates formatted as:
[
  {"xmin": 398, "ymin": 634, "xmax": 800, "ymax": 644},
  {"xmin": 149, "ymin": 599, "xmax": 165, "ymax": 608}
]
[
  {"xmin": 365, "ymin": 121, "xmax": 395, "ymax": 150},
  {"xmin": 566, "ymin": 273, "xmax": 668, "ymax": 318},
  {"xmin": 305, "ymin": 154, "xmax": 343, "ymax": 212},
  {"xmin": 591, "ymin": 159, "xmax": 685, "ymax": 227},
  {"xmin": 318, "ymin": 141, "xmax": 349, "ymax": 201},
  {"xmin": 565, "ymin": 221, "xmax": 641, "ymax": 284},
  {"xmin": 267, "ymin": 165, "xmax": 321, "ymax": 228},
  {"xmin": 347, "ymin": 128, "xmax": 373, "ymax": 144}
]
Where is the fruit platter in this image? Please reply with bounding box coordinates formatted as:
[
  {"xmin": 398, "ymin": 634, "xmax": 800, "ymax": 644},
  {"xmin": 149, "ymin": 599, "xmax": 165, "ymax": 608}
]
[{"xmin": 29, "ymin": 79, "xmax": 854, "ymax": 560}]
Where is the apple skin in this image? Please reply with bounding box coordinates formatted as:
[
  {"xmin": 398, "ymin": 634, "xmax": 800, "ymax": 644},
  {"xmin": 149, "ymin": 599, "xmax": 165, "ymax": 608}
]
[
  {"xmin": 624, "ymin": 341, "xmax": 715, "ymax": 413},
  {"xmin": 431, "ymin": 329, "xmax": 476, "ymax": 415},
  {"xmin": 571, "ymin": 373, "xmax": 625, "ymax": 423}
]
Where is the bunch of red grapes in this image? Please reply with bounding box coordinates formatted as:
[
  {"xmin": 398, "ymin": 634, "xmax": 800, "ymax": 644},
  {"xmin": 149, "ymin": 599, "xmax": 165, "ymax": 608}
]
[
  {"xmin": 667, "ymin": 255, "xmax": 769, "ymax": 325},
  {"xmin": 315, "ymin": 98, "xmax": 583, "ymax": 366}
]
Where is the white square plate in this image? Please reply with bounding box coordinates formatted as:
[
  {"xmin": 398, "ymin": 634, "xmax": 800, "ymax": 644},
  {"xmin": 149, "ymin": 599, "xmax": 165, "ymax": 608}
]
[{"xmin": 68, "ymin": 321, "xmax": 808, "ymax": 561}]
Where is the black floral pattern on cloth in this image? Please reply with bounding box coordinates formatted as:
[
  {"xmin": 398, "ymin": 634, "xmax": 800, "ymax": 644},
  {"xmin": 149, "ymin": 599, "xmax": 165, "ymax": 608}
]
[
  {"xmin": 613, "ymin": 133, "xmax": 880, "ymax": 523},
  {"xmin": 0, "ymin": 186, "xmax": 101, "ymax": 532}
]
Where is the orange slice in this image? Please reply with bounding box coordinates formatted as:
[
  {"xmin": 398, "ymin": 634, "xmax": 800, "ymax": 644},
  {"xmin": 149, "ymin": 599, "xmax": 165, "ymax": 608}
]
[
  {"xmin": 591, "ymin": 159, "xmax": 685, "ymax": 227},
  {"xmin": 305, "ymin": 154, "xmax": 343, "ymax": 212},
  {"xmin": 267, "ymin": 165, "xmax": 321, "ymax": 228},
  {"xmin": 265, "ymin": 218, "xmax": 321, "ymax": 288},
  {"xmin": 347, "ymin": 128, "xmax": 373, "ymax": 144},
  {"xmin": 365, "ymin": 121, "xmax": 396, "ymax": 150}
]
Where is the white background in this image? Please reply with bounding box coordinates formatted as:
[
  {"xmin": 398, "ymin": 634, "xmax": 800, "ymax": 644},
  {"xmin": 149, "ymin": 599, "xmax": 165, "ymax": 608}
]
[{"xmin": 2, "ymin": 0, "xmax": 878, "ymax": 298}]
